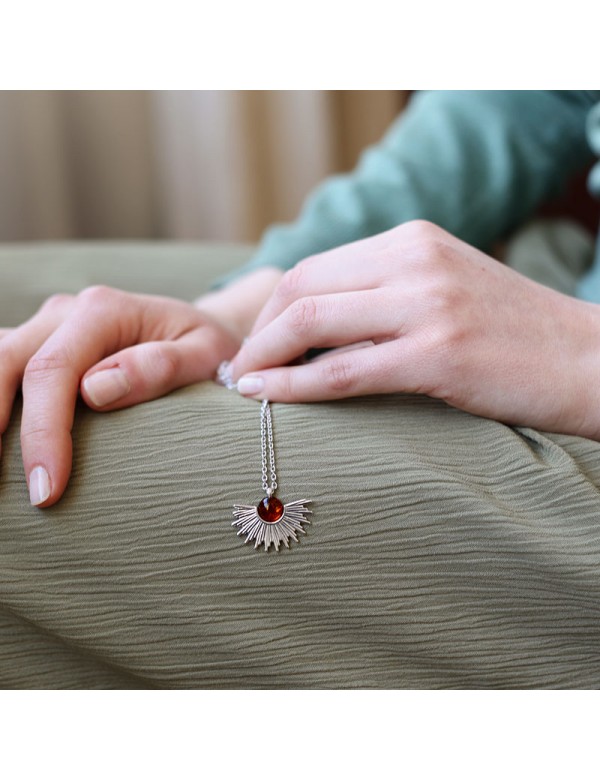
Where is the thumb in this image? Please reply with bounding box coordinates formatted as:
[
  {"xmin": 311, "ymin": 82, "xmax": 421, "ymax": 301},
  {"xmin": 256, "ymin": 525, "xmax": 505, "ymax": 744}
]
[{"xmin": 80, "ymin": 332, "xmax": 220, "ymax": 411}]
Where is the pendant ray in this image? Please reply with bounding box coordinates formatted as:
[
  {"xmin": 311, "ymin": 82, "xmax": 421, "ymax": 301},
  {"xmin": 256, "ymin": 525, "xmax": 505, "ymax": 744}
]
[{"xmin": 232, "ymin": 499, "xmax": 312, "ymax": 551}]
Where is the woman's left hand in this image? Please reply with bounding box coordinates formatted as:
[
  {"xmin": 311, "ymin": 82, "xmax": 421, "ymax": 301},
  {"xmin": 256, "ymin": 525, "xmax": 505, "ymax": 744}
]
[{"xmin": 228, "ymin": 220, "xmax": 600, "ymax": 440}]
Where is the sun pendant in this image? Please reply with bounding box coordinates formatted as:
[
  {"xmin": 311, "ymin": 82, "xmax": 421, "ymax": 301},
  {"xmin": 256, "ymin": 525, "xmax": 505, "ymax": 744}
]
[{"xmin": 232, "ymin": 495, "xmax": 313, "ymax": 551}]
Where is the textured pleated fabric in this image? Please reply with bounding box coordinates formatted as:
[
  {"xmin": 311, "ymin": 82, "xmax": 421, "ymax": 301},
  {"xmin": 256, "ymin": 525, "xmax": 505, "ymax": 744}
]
[{"xmin": 1, "ymin": 230, "xmax": 600, "ymax": 689}]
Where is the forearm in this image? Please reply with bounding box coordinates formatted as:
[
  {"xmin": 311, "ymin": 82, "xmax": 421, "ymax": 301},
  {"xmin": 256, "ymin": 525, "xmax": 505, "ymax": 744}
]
[
  {"xmin": 193, "ymin": 265, "xmax": 285, "ymax": 342},
  {"xmin": 208, "ymin": 91, "xmax": 599, "ymax": 293}
]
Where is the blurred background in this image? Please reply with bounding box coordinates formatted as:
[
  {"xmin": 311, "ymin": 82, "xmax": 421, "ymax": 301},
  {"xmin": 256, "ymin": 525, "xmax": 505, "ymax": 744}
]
[{"xmin": 0, "ymin": 91, "xmax": 409, "ymax": 244}]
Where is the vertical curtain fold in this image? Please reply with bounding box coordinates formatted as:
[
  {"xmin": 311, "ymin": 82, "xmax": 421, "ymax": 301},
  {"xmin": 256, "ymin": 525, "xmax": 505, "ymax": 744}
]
[{"xmin": 0, "ymin": 90, "xmax": 406, "ymax": 243}]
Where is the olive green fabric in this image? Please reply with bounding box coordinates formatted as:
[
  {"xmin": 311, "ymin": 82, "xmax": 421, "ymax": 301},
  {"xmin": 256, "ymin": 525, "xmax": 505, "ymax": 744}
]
[{"xmin": 1, "ymin": 233, "xmax": 600, "ymax": 689}]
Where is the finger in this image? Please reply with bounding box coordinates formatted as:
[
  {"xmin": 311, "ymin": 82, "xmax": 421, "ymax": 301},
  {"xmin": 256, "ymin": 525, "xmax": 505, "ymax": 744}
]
[
  {"xmin": 21, "ymin": 290, "xmax": 140, "ymax": 507},
  {"xmin": 230, "ymin": 289, "xmax": 398, "ymax": 384},
  {"xmin": 80, "ymin": 328, "xmax": 221, "ymax": 412},
  {"xmin": 0, "ymin": 347, "xmax": 21, "ymax": 461},
  {"xmin": 304, "ymin": 340, "xmax": 376, "ymax": 362},
  {"xmin": 0, "ymin": 295, "xmax": 75, "ymax": 442},
  {"xmin": 232, "ymin": 338, "xmax": 430, "ymax": 403},
  {"xmin": 246, "ymin": 234, "xmax": 394, "ymax": 340}
]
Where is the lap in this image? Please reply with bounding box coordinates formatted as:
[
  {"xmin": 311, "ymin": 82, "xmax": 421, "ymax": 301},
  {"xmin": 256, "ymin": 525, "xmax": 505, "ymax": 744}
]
[
  {"xmin": 1, "ymin": 236, "xmax": 600, "ymax": 688},
  {"xmin": 2, "ymin": 382, "xmax": 600, "ymax": 688}
]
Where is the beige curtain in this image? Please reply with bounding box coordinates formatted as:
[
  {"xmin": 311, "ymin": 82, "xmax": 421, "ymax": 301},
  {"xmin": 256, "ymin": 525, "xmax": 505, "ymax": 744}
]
[{"xmin": 0, "ymin": 91, "xmax": 407, "ymax": 243}]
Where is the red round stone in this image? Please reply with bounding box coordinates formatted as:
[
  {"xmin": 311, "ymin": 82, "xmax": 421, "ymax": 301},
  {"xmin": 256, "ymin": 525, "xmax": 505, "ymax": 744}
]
[{"xmin": 257, "ymin": 496, "xmax": 284, "ymax": 523}]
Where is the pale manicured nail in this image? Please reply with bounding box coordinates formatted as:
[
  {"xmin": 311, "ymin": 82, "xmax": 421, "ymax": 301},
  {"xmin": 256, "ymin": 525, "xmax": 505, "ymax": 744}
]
[
  {"xmin": 83, "ymin": 368, "xmax": 130, "ymax": 407},
  {"xmin": 237, "ymin": 375, "xmax": 264, "ymax": 395},
  {"xmin": 29, "ymin": 466, "xmax": 51, "ymax": 506}
]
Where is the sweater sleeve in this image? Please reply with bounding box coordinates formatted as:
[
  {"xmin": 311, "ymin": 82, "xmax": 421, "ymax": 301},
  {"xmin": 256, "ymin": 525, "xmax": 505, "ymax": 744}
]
[{"xmin": 208, "ymin": 90, "xmax": 600, "ymax": 291}]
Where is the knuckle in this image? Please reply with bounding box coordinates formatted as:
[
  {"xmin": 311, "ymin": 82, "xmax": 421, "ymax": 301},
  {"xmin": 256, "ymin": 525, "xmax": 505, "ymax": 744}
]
[
  {"xmin": 397, "ymin": 219, "xmax": 440, "ymax": 242},
  {"xmin": 41, "ymin": 292, "xmax": 73, "ymax": 311},
  {"xmin": 398, "ymin": 220, "xmax": 450, "ymax": 262},
  {"xmin": 440, "ymin": 317, "xmax": 469, "ymax": 352},
  {"xmin": 20, "ymin": 423, "xmax": 53, "ymax": 444},
  {"xmin": 143, "ymin": 342, "xmax": 179, "ymax": 385},
  {"xmin": 279, "ymin": 367, "xmax": 297, "ymax": 399},
  {"xmin": 426, "ymin": 274, "xmax": 460, "ymax": 313},
  {"xmin": 78, "ymin": 284, "xmax": 115, "ymax": 307},
  {"xmin": 276, "ymin": 260, "xmax": 312, "ymax": 300},
  {"xmin": 287, "ymin": 296, "xmax": 319, "ymax": 337},
  {"xmin": 421, "ymin": 262, "xmax": 469, "ymax": 326},
  {"xmin": 421, "ymin": 316, "xmax": 469, "ymax": 380},
  {"xmin": 24, "ymin": 350, "xmax": 71, "ymax": 379},
  {"xmin": 321, "ymin": 355, "xmax": 356, "ymax": 393},
  {"xmin": 383, "ymin": 221, "xmax": 451, "ymax": 277}
]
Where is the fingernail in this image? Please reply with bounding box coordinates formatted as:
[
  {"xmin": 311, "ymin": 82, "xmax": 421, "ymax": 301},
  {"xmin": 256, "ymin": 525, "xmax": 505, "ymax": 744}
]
[
  {"xmin": 29, "ymin": 465, "xmax": 51, "ymax": 506},
  {"xmin": 83, "ymin": 368, "xmax": 130, "ymax": 407},
  {"xmin": 237, "ymin": 375, "xmax": 264, "ymax": 395}
]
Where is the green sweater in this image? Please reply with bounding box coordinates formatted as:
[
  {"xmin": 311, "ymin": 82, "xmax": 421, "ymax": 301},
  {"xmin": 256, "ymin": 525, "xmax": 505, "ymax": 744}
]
[{"xmin": 208, "ymin": 91, "xmax": 600, "ymax": 300}]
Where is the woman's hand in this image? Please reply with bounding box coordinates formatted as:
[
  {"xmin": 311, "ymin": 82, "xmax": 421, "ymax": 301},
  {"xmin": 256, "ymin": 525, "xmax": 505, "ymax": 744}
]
[
  {"xmin": 0, "ymin": 266, "xmax": 285, "ymax": 508},
  {"xmin": 1, "ymin": 286, "xmax": 243, "ymax": 508},
  {"xmin": 228, "ymin": 220, "xmax": 600, "ymax": 440}
]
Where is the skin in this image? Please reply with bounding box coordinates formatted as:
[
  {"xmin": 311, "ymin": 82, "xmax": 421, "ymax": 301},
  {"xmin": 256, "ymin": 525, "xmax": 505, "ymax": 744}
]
[
  {"xmin": 4, "ymin": 220, "xmax": 600, "ymax": 507},
  {"xmin": 229, "ymin": 220, "xmax": 600, "ymax": 439},
  {"xmin": 0, "ymin": 266, "xmax": 284, "ymax": 508}
]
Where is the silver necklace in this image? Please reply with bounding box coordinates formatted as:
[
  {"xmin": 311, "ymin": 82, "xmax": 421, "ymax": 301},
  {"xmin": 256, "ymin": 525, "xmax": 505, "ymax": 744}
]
[{"xmin": 216, "ymin": 360, "xmax": 312, "ymax": 551}]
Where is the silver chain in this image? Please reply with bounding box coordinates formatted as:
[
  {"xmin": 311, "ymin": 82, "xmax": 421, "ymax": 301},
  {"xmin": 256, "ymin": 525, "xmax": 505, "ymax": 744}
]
[{"xmin": 260, "ymin": 399, "xmax": 277, "ymax": 497}]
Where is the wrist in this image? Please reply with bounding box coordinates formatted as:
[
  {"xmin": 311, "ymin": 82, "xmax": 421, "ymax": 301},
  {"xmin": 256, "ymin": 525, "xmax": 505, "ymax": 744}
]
[{"xmin": 194, "ymin": 266, "xmax": 285, "ymax": 341}]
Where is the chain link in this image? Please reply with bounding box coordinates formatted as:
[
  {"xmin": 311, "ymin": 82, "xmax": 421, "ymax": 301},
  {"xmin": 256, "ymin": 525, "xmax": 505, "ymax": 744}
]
[{"xmin": 260, "ymin": 399, "xmax": 277, "ymax": 497}]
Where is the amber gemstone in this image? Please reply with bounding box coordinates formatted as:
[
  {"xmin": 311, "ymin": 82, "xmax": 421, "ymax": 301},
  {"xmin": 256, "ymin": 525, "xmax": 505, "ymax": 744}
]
[{"xmin": 257, "ymin": 496, "xmax": 284, "ymax": 523}]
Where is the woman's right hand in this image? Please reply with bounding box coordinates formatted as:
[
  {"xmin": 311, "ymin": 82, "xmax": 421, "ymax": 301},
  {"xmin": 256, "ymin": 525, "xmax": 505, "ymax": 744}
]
[{"xmin": 0, "ymin": 282, "xmax": 259, "ymax": 508}]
